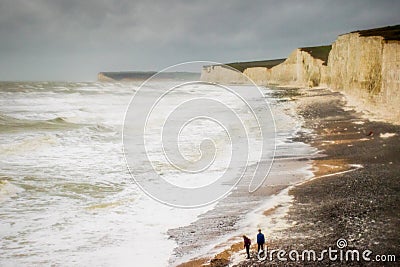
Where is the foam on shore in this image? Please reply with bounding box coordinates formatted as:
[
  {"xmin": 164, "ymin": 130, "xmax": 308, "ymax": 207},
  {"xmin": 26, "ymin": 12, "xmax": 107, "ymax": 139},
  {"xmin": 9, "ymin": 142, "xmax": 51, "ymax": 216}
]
[{"xmin": 171, "ymin": 86, "xmax": 318, "ymax": 266}]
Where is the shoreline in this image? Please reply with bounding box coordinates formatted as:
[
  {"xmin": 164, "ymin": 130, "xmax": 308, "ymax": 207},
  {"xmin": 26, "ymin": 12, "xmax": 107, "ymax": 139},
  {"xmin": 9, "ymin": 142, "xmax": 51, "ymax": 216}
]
[
  {"xmin": 169, "ymin": 86, "xmax": 318, "ymax": 266},
  {"xmin": 176, "ymin": 162, "xmax": 364, "ymax": 267},
  {"xmin": 177, "ymin": 87, "xmax": 400, "ymax": 266},
  {"xmin": 167, "ymin": 86, "xmax": 318, "ymax": 266}
]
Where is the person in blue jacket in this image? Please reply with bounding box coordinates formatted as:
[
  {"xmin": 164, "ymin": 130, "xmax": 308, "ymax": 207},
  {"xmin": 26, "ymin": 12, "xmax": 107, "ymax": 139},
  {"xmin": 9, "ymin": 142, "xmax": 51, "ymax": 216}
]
[{"xmin": 257, "ymin": 229, "xmax": 265, "ymax": 252}]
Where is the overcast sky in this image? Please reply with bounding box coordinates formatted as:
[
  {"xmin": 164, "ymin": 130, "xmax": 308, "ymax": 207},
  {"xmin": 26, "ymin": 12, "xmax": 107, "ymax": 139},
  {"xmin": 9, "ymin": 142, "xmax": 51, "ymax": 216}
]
[{"xmin": 0, "ymin": 0, "xmax": 399, "ymax": 81}]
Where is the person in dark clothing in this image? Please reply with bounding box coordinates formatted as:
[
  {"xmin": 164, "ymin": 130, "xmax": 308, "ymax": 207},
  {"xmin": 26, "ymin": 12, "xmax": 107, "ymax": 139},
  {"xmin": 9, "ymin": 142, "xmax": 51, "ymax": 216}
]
[
  {"xmin": 257, "ymin": 229, "xmax": 265, "ymax": 252},
  {"xmin": 243, "ymin": 235, "xmax": 251, "ymax": 259}
]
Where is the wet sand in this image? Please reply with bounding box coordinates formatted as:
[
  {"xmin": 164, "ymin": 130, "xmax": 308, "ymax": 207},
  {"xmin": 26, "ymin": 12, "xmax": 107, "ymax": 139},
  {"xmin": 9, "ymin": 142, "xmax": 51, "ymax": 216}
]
[{"xmin": 177, "ymin": 88, "xmax": 400, "ymax": 266}]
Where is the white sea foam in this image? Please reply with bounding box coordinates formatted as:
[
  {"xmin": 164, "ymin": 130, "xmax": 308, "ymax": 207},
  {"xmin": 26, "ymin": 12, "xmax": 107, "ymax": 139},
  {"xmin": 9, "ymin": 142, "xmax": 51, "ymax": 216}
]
[
  {"xmin": 0, "ymin": 81, "xmax": 271, "ymax": 266},
  {"xmin": 0, "ymin": 81, "xmax": 314, "ymax": 266}
]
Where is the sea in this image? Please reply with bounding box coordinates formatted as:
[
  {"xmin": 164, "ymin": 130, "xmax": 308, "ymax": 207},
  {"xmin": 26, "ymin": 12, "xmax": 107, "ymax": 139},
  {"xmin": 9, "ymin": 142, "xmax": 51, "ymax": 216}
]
[{"xmin": 0, "ymin": 78, "xmax": 315, "ymax": 266}]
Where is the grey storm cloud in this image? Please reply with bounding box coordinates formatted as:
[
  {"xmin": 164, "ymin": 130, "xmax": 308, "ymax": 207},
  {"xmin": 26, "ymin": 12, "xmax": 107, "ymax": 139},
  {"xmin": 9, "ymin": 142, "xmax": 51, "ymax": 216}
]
[{"xmin": 0, "ymin": 0, "xmax": 399, "ymax": 81}]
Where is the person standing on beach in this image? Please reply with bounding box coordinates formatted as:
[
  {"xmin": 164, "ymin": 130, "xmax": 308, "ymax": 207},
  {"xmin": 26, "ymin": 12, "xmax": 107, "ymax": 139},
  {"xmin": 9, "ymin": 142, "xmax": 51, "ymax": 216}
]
[
  {"xmin": 243, "ymin": 235, "xmax": 251, "ymax": 259},
  {"xmin": 257, "ymin": 229, "xmax": 265, "ymax": 252}
]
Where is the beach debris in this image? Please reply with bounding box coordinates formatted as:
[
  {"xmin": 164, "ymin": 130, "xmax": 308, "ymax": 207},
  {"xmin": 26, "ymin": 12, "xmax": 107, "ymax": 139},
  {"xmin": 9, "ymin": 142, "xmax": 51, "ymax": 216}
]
[{"xmin": 367, "ymin": 131, "xmax": 374, "ymax": 136}]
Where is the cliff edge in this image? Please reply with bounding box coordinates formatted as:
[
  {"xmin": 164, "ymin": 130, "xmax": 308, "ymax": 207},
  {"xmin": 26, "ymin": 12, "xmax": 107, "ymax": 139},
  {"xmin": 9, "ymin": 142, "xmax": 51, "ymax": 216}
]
[
  {"xmin": 200, "ymin": 25, "xmax": 400, "ymax": 123},
  {"xmin": 200, "ymin": 59, "xmax": 285, "ymax": 84}
]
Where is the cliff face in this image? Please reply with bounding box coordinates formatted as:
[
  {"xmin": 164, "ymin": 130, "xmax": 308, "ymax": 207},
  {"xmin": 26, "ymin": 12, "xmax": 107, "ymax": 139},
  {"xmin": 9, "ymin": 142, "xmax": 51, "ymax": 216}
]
[
  {"xmin": 243, "ymin": 67, "xmax": 269, "ymax": 85},
  {"xmin": 382, "ymin": 40, "xmax": 400, "ymax": 113},
  {"xmin": 200, "ymin": 65, "xmax": 247, "ymax": 84},
  {"xmin": 328, "ymin": 30, "xmax": 400, "ymax": 123},
  {"xmin": 202, "ymin": 46, "xmax": 330, "ymax": 87},
  {"xmin": 200, "ymin": 25, "xmax": 400, "ymax": 123},
  {"xmin": 97, "ymin": 72, "xmax": 115, "ymax": 82},
  {"xmin": 266, "ymin": 47, "xmax": 330, "ymax": 87},
  {"xmin": 328, "ymin": 33, "xmax": 383, "ymax": 96},
  {"xmin": 200, "ymin": 59, "xmax": 285, "ymax": 84}
]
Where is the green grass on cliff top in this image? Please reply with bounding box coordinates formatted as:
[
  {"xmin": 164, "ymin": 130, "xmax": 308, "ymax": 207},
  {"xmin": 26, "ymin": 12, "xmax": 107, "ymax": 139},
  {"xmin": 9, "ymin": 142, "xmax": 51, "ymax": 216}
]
[
  {"xmin": 224, "ymin": 45, "xmax": 332, "ymax": 71},
  {"xmin": 299, "ymin": 45, "xmax": 332, "ymax": 65},
  {"xmin": 354, "ymin": 24, "xmax": 400, "ymax": 41},
  {"xmin": 205, "ymin": 25, "xmax": 399, "ymax": 73},
  {"xmin": 224, "ymin": 58, "xmax": 286, "ymax": 72}
]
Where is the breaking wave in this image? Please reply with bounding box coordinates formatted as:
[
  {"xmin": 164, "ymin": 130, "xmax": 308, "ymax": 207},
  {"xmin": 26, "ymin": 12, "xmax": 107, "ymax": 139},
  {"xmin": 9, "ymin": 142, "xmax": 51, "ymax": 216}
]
[{"xmin": 0, "ymin": 114, "xmax": 81, "ymax": 132}]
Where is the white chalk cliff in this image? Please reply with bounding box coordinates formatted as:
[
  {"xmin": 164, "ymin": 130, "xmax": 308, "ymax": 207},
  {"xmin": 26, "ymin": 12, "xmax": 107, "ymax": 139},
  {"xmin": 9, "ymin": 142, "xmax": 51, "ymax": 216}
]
[{"xmin": 200, "ymin": 25, "xmax": 400, "ymax": 123}]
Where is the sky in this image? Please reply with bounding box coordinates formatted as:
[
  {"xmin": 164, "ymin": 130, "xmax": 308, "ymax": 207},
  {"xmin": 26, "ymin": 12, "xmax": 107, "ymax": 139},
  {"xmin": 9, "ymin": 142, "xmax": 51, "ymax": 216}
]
[{"xmin": 0, "ymin": 0, "xmax": 399, "ymax": 81}]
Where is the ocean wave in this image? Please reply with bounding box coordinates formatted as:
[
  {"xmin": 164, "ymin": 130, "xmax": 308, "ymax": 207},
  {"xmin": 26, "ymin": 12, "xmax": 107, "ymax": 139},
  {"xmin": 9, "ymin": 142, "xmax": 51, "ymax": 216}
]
[
  {"xmin": 0, "ymin": 114, "xmax": 81, "ymax": 133},
  {"xmin": 0, "ymin": 81, "xmax": 134, "ymax": 95}
]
